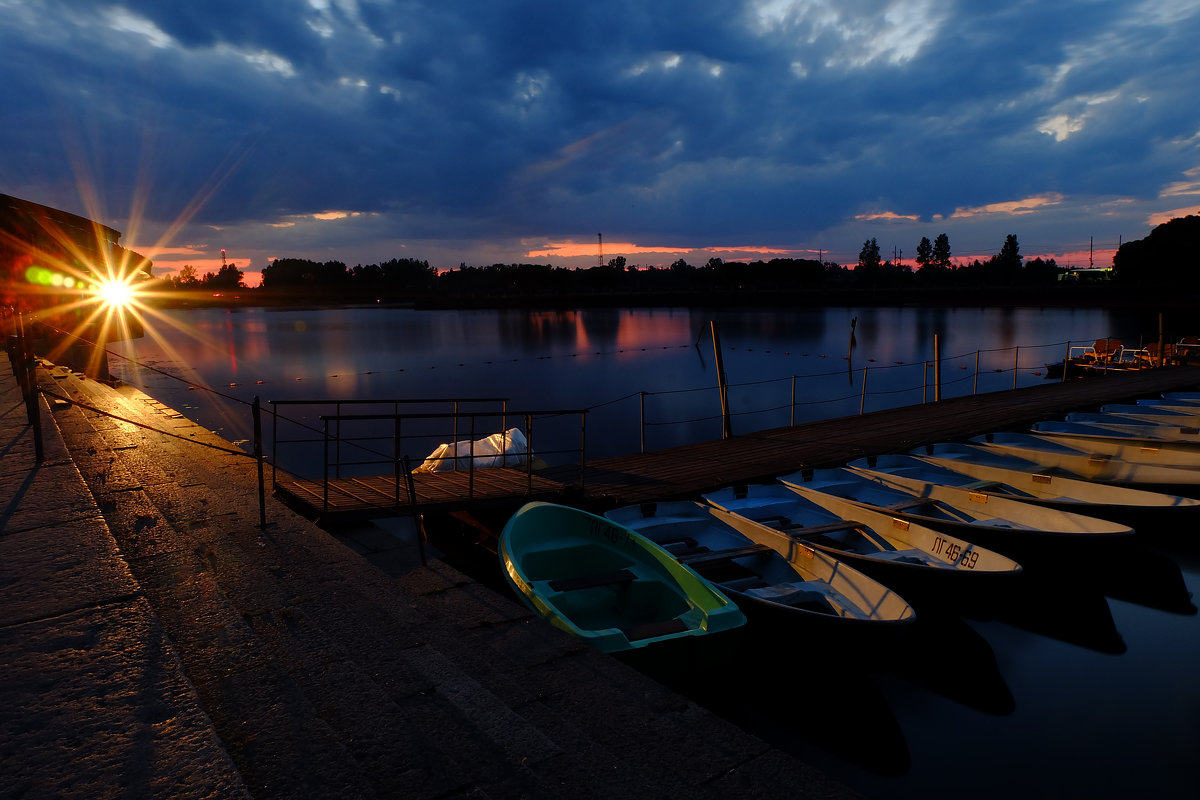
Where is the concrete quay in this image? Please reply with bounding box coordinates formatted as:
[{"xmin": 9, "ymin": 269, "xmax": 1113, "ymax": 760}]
[{"xmin": 1, "ymin": 358, "xmax": 856, "ymax": 799}]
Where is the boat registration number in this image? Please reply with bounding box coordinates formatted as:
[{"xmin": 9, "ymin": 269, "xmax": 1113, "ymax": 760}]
[
  {"xmin": 931, "ymin": 536, "xmax": 980, "ymax": 569},
  {"xmin": 591, "ymin": 519, "xmax": 634, "ymax": 551}
]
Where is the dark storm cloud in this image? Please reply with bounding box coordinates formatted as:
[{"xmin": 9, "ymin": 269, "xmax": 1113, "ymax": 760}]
[{"xmin": 1, "ymin": 0, "xmax": 1198, "ymax": 267}]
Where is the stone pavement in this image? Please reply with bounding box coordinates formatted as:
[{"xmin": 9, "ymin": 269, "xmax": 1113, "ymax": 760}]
[{"xmin": 1, "ymin": 356, "xmax": 858, "ymax": 799}]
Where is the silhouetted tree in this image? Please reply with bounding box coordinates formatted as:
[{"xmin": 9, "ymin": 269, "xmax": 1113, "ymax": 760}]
[
  {"xmin": 932, "ymin": 233, "xmax": 952, "ymax": 270},
  {"xmin": 915, "ymin": 237, "xmax": 933, "ymax": 270},
  {"xmin": 1112, "ymin": 215, "xmax": 1200, "ymax": 286},
  {"xmin": 856, "ymin": 238, "xmax": 881, "ymax": 285}
]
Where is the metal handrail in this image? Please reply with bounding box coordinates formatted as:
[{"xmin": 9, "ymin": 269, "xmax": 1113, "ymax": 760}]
[{"xmin": 316, "ymin": 408, "xmax": 588, "ymax": 512}]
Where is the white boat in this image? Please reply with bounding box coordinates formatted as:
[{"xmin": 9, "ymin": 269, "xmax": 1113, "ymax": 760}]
[
  {"xmin": 1158, "ymin": 391, "xmax": 1200, "ymax": 405},
  {"xmin": 1098, "ymin": 403, "xmax": 1200, "ymax": 425},
  {"xmin": 905, "ymin": 444, "xmax": 1200, "ymax": 514},
  {"xmin": 1058, "ymin": 414, "xmax": 1200, "ymax": 444},
  {"xmin": 1032, "ymin": 419, "xmax": 1200, "ymax": 449},
  {"xmin": 702, "ymin": 483, "xmax": 1022, "ymax": 580},
  {"xmin": 606, "ymin": 501, "xmax": 915, "ymax": 626},
  {"xmin": 974, "ymin": 430, "xmax": 1200, "ymax": 476},
  {"xmin": 779, "ymin": 467, "xmax": 1133, "ymax": 552}
]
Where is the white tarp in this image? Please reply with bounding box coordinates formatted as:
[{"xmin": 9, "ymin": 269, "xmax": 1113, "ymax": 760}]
[{"xmin": 415, "ymin": 427, "xmax": 531, "ymax": 473}]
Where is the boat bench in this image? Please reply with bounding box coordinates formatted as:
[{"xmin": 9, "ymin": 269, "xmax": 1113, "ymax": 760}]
[
  {"xmin": 677, "ymin": 543, "xmax": 773, "ymax": 567},
  {"xmin": 548, "ymin": 569, "xmax": 636, "ymax": 592},
  {"xmin": 623, "ymin": 618, "xmax": 689, "ymax": 641}
]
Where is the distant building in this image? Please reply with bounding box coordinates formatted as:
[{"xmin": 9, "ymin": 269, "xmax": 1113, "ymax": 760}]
[{"xmin": 1, "ymin": 192, "xmax": 150, "ymax": 338}]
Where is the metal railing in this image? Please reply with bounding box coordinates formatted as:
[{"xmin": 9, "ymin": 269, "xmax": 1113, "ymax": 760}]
[{"xmin": 303, "ymin": 407, "xmax": 587, "ymax": 513}]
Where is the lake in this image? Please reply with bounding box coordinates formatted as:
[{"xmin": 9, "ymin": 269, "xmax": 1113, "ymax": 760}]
[
  {"xmin": 108, "ymin": 303, "xmax": 1198, "ymax": 799},
  {"xmin": 108, "ymin": 304, "xmax": 1159, "ymax": 469}
]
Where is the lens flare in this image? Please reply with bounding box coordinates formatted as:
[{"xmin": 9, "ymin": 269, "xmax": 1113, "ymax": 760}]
[{"xmin": 95, "ymin": 277, "xmax": 137, "ymax": 309}]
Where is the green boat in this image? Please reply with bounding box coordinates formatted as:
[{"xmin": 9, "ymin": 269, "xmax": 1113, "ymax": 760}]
[{"xmin": 499, "ymin": 501, "xmax": 747, "ymax": 653}]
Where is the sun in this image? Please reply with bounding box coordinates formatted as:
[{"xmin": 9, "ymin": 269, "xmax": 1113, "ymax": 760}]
[{"xmin": 95, "ymin": 276, "xmax": 138, "ymax": 309}]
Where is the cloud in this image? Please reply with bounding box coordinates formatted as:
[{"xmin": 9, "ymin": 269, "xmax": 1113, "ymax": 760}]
[{"xmin": 1, "ymin": 0, "xmax": 1199, "ymax": 270}]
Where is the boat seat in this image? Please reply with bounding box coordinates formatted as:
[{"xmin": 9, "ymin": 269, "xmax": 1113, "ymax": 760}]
[
  {"xmin": 548, "ymin": 569, "xmax": 636, "ymax": 592},
  {"xmin": 871, "ymin": 548, "xmax": 930, "ymax": 565},
  {"xmin": 624, "ymin": 618, "xmax": 689, "ymax": 641},
  {"xmin": 745, "ymin": 581, "xmax": 830, "ymax": 605},
  {"xmin": 677, "ymin": 543, "xmax": 772, "ymax": 567}
]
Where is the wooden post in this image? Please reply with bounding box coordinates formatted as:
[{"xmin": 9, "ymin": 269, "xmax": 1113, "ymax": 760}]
[
  {"xmin": 1158, "ymin": 312, "xmax": 1165, "ymax": 368},
  {"xmin": 639, "ymin": 391, "xmax": 646, "ymax": 453},
  {"xmin": 923, "ymin": 361, "xmax": 928, "ymax": 404},
  {"xmin": 1013, "ymin": 347, "xmax": 1020, "ymax": 389},
  {"xmin": 859, "ymin": 366, "xmax": 868, "ymax": 414},
  {"xmin": 253, "ymin": 397, "xmax": 266, "ymax": 529},
  {"xmin": 790, "ymin": 375, "xmax": 796, "ymax": 427},
  {"xmin": 1062, "ymin": 341, "xmax": 1070, "ymax": 383},
  {"xmin": 974, "ymin": 350, "xmax": 980, "ymax": 394},
  {"xmin": 710, "ymin": 321, "xmax": 732, "ymax": 439},
  {"xmin": 934, "ymin": 333, "xmax": 942, "ymax": 402}
]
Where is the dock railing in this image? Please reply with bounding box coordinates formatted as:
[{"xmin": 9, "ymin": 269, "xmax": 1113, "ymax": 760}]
[{"xmin": 269, "ymin": 397, "xmax": 511, "ymax": 485}]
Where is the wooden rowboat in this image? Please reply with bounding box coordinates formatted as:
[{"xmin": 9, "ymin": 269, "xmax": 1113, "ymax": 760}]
[
  {"xmin": 1097, "ymin": 403, "xmax": 1200, "ymax": 425},
  {"xmin": 1041, "ymin": 417, "xmax": 1200, "ymax": 446},
  {"xmin": 499, "ymin": 502, "xmax": 746, "ymax": 653},
  {"xmin": 902, "ymin": 444, "xmax": 1200, "ymax": 515},
  {"xmin": 779, "ymin": 467, "xmax": 1132, "ymax": 556},
  {"xmin": 974, "ymin": 430, "xmax": 1200, "ymax": 476},
  {"xmin": 606, "ymin": 501, "xmax": 915, "ymax": 627},
  {"xmin": 702, "ymin": 483, "xmax": 1022, "ymax": 580},
  {"xmin": 1064, "ymin": 412, "xmax": 1200, "ymax": 441}
]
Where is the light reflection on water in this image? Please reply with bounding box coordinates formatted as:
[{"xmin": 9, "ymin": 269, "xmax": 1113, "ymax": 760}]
[
  {"xmin": 108, "ymin": 304, "xmax": 1198, "ymax": 799},
  {"xmin": 109, "ymin": 304, "xmax": 1143, "ymax": 466}
]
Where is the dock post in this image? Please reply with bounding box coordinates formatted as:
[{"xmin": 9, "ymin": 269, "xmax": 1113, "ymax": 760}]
[
  {"xmin": 923, "ymin": 362, "xmax": 928, "ymax": 404},
  {"xmin": 1013, "ymin": 347, "xmax": 1020, "ymax": 389},
  {"xmin": 322, "ymin": 418, "xmax": 330, "ymax": 514},
  {"xmin": 790, "ymin": 376, "xmax": 796, "ymax": 426},
  {"xmin": 710, "ymin": 321, "xmax": 732, "ymax": 439},
  {"xmin": 1062, "ymin": 341, "xmax": 1070, "ymax": 383},
  {"xmin": 253, "ymin": 396, "xmax": 266, "ymax": 529},
  {"xmin": 859, "ymin": 366, "xmax": 868, "ymax": 414},
  {"xmin": 934, "ymin": 334, "xmax": 942, "ymax": 402},
  {"xmin": 640, "ymin": 391, "xmax": 646, "ymax": 453},
  {"xmin": 1158, "ymin": 313, "xmax": 1165, "ymax": 368},
  {"xmin": 974, "ymin": 350, "xmax": 980, "ymax": 394}
]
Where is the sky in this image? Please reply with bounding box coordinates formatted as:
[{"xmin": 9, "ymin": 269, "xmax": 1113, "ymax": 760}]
[{"xmin": 3, "ymin": 0, "xmax": 1200, "ymax": 288}]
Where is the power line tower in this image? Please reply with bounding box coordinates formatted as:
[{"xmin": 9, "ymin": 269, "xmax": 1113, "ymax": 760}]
[{"xmin": 597, "ymin": 233, "xmax": 603, "ymax": 267}]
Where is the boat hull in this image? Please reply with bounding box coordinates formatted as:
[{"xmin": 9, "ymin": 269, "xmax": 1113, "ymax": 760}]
[{"xmin": 499, "ymin": 502, "xmax": 745, "ymax": 653}]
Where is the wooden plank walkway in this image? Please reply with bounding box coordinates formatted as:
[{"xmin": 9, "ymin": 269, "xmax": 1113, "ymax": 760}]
[
  {"xmin": 278, "ymin": 366, "xmax": 1200, "ymax": 520},
  {"xmin": 549, "ymin": 366, "xmax": 1200, "ymax": 509},
  {"xmin": 276, "ymin": 467, "xmax": 564, "ymax": 519}
]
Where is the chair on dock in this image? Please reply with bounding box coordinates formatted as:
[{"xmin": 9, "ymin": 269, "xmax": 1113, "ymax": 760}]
[
  {"xmin": 1137, "ymin": 342, "xmax": 1177, "ymax": 368},
  {"xmin": 1084, "ymin": 338, "xmax": 1123, "ymax": 365}
]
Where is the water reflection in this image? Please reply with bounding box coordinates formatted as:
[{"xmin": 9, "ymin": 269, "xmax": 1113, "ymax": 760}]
[{"xmin": 110, "ymin": 304, "xmax": 1146, "ymax": 464}]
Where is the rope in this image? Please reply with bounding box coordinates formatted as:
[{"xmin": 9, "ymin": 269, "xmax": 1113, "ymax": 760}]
[{"xmin": 39, "ymin": 387, "xmax": 253, "ymax": 459}]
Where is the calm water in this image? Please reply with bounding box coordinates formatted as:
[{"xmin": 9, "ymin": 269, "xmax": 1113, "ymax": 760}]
[
  {"xmin": 108, "ymin": 304, "xmax": 1198, "ymax": 799},
  {"xmin": 109, "ymin": 304, "xmax": 1154, "ymax": 468}
]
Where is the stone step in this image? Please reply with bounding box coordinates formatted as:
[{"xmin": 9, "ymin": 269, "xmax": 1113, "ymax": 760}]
[{"xmin": 40, "ymin": 366, "xmax": 854, "ymax": 799}]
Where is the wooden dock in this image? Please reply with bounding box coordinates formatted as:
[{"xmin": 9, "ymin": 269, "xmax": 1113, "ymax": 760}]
[
  {"xmin": 277, "ymin": 366, "xmax": 1200, "ymax": 520},
  {"xmin": 277, "ymin": 467, "xmax": 563, "ymax": 520}
]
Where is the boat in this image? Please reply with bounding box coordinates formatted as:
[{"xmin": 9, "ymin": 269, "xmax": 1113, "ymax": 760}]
[
  {"xmin": 498, "ymin": 501, "xmax": 746, "ymax": 653},
  {"xmin": 1096, "ymin": 403, "xmax": 1200, "ymax": 425},
  {"xmin": 1158, "ymin": 390, "xmax": 1200, "ymax": 405},
  {"xmin": 779, "ymin": 466, "xmax": 1133, "ymax": 555},
  {"xmin": 906, "ymin": 443, "xmax": 1200, "ymax": 515},
  {"xmin": 605, "ymin": 500, "xmax": 915, "ymax": 626},
  {"xmin": 702, "ymin": 483, "xmax": 1022, "ymax": 580},
  {"xmin": 1052, "ymin": 415, "xmax": 1200, "ymax": 445},
  {"xmin": 974, "ymin": 430, "xmax": 1200, "ymax": 476}
]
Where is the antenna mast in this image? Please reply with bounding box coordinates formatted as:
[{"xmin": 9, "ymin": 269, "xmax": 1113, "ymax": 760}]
[{"xmin": 597, "ymin": 233, "xmax": 603, "ymax": 267}]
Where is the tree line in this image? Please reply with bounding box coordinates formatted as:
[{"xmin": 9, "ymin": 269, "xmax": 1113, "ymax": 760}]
[{"xmin": 154, "ymin": 216, "xmax": 1198, "ymax": 298}]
